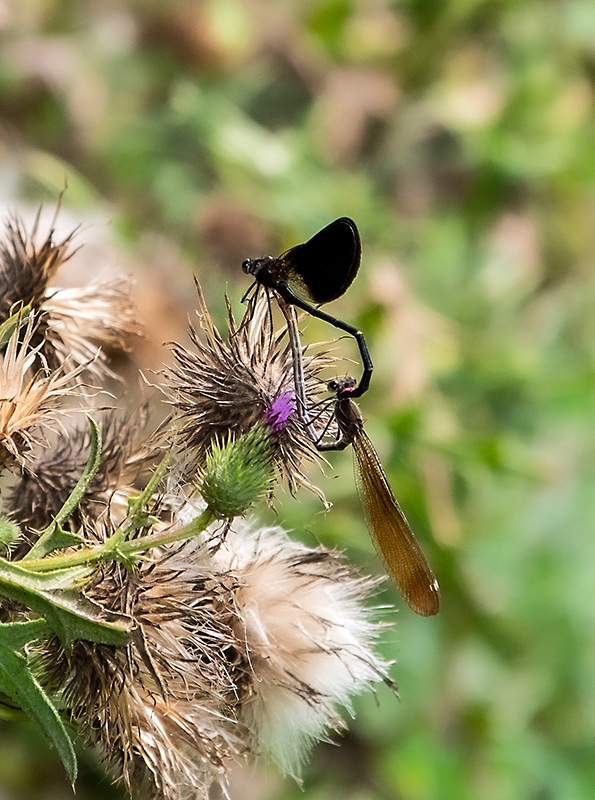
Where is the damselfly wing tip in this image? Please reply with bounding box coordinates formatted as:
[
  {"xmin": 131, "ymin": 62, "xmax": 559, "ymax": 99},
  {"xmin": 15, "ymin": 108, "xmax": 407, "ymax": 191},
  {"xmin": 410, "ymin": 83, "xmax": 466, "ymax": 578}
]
[{"xmin": 408, "ymin": 579, "xmax": 440, "ymax": 617}]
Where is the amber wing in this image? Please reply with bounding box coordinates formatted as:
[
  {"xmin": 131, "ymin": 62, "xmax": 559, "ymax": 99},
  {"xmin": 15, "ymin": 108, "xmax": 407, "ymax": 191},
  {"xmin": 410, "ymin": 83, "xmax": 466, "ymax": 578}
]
[{"xmin": 351, "ymin": 430, "xmax": 440, "ymax": 616}]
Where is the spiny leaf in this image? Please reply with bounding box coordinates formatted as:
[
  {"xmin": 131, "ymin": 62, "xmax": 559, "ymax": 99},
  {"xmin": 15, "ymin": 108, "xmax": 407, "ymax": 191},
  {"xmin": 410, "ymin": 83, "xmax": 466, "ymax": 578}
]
[
  {"xmin": 0, "ymin": 619, "xmax": 52, "ymax": 650},
  {"xmin": 0, "ymin": 559, "xmax": 130, "ymax": 647},
  {"xmin": 0, "ymin": 644, "xmax": 77, "ymax": 784}
]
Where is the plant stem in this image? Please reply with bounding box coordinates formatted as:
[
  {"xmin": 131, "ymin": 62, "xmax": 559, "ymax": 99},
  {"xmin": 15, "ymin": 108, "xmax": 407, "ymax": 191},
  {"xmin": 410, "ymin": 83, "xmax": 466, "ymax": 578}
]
[{"xmin": 20, "ymin": 508, "xmax": 217, "ymax": 573}]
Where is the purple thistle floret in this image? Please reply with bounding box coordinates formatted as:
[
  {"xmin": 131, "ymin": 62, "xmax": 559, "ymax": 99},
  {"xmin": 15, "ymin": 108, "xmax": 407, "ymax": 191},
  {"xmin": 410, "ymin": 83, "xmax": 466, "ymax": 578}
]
[{"xmin": 264, "ymin": 391, "xmax": 296, "ymax": 435}]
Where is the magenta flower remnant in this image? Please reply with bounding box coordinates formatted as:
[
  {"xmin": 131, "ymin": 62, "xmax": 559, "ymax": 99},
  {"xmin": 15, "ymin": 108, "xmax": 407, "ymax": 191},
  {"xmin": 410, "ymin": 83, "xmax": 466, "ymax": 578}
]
[
  {"xmin": 0, "ymin": 206, "xmax": 397, "ymax": 800},
  {"xmin": 264, "ymin": 390, "xmax": 296, "ymax": 434}
]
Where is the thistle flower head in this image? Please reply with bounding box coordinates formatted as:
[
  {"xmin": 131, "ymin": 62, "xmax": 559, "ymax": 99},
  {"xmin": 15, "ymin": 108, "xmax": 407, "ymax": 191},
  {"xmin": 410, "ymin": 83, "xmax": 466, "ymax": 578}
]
[
  {"xmin": 42, "ymin": 280, "xmax": 143, "ymax": 378},
  {"xmin": 198, "ymin": 423, "xmax": 275, "ymax": 519},
  {"xmin": 35, "ymin": 545, "xmax": 246, "ymax": 800},
  {"xmin": 0, "ymin": 516, "xmax": 21, "ymax": 556},
  {"xmin": 263, "ymin": 390, "xmax": 296, "ymax": 434},
  {"xmin": 162, "ymin": 281, "xmax": 332, "ymax": 502},
  {"xmin": 0, "ymin": 207, "xmax": 74, "ymax": 320}
]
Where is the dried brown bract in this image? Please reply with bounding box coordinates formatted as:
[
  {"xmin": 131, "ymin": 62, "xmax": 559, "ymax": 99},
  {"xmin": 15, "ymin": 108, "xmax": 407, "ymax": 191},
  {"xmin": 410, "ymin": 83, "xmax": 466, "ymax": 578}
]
[{"xmin": 0, "ymin": 314, "xmax": 87, "ymax": 470}]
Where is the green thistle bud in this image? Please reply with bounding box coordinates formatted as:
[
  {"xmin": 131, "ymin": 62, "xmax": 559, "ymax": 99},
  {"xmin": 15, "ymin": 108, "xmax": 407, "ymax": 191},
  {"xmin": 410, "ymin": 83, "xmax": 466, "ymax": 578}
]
[
  {"xmin": 0, "ymin": 515, "xmax": 22, "ymax": 554},
  {"xmin": 198, "ymin": 423, "xmax": 275, "ymax": 519}
]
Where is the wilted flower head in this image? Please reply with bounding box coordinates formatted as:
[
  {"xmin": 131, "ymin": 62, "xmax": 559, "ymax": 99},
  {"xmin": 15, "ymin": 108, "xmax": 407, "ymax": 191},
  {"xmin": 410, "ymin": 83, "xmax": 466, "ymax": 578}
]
[
  {"xmin": 162, "ymin": 281, "xmax": 333, "ymax": 501},
  {"xmin": 36, "ymin": 517, "xmax": 392, "ymax": 800},
  {"xmin": 0, "ymin": 314, "xmax": 86, "ymax": 470},
  {"xmin": 6, "ymin": 406, "xmax": 158, "ymax": 540},
  {"xmin": 0, "ymin": 205, "xmax": 141, "ymax": 377},
  {"xmin": 0, "ymin": 207, "xmax": 74, "ymax": 320},
  {"xmin": 42, "ymin": 279, "xmax": 143, "ymax": 377},
  {"xmin": 36, "ymin": 537, "xmax": 243, "ymax": 799}
]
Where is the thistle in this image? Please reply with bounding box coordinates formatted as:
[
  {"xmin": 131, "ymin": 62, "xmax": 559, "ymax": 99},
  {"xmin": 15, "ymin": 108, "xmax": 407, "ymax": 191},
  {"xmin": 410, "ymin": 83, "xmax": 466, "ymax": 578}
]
[
  {"xmin": 0, "ymin": 207, "xmax": 396, "ymax": 800},
  {"xmin": 161, "ymin": 281, "xmax": 333, "ymax": 503},
  {"xmin": 198, "ymin": 423, "xmax": 275, "ymax": 519}
]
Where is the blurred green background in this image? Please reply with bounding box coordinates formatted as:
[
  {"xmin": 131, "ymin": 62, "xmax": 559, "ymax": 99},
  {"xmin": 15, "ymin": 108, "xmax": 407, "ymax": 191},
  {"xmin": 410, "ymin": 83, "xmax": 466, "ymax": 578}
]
[{"xmin": 2, "ymin": 1, "xmax": 595, "ymax": 798}]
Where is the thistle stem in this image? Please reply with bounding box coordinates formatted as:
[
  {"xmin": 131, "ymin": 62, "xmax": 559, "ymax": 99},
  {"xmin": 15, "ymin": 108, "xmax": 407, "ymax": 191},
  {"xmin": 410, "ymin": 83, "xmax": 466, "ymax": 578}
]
[{"xmin": 19, "ymin": 508, "xmax": 216, "ymax": 573}]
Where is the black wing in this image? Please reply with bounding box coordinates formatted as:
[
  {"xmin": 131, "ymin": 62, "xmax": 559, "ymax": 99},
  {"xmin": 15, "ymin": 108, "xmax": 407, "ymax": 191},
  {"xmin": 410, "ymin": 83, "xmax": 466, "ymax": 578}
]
[{"xmin": 279, "ymin": 217, "xmax": 361, "ymax": 305}]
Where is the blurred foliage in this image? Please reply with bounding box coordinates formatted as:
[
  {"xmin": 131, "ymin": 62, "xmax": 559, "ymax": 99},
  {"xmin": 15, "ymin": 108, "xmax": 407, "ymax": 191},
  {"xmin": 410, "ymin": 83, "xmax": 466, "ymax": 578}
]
[{"xmin": 2, "ymin": 0, "xmax": 595, "ymax": 798}]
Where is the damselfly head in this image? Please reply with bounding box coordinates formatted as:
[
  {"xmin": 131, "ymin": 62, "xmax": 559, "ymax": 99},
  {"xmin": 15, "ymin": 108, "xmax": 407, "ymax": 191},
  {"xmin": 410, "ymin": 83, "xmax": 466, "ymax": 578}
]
[{"xmin": 328, "ymin": 376, "xmax": 357, "ymax": 396}]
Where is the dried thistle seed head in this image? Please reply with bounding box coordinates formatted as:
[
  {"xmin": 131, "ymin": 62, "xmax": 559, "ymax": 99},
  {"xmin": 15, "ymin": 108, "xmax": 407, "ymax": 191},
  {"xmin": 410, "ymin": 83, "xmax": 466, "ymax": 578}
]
[
  {"xmin": 35, "ymin": 537, "xmax": 248, "ymax": 800},
  {"xmin": 0, "ymin": 314, "xmax": 87, "ymax": 470},
  {"xmin": 0, "ymin": 208, "xmax": 142, "ymax": 378},
  {"xmin": 214, "ymin": 519, "xmax": 395, "ymax": 778},
  {"xmin": 34, "ymin": 509, "xmax": 393, "ymax": 799},
  {"xmin": 162, "ymin": 280, "xmax": 333, "ymax": 502},
  {"xmin": 6, "ymin": 406, "xmax": 159, "ymax": 544}
]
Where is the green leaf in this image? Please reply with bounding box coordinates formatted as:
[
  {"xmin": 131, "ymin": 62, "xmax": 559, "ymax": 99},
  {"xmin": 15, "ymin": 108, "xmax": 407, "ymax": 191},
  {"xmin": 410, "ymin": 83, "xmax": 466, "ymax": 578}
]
[
  {"xmin": 0, "ymin": 559, "xmax": 130, "ymax": 647},
  {"xmin": 0, "ymin": 643, "xmax": 77, "ymax": 784},
  {"xmin": 0, "ymin": 619, "xmax": 52, "ymax": 650},
  {"xmin": 21, "ymin": 523, "xmax": 85, "ymax": 563}
]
